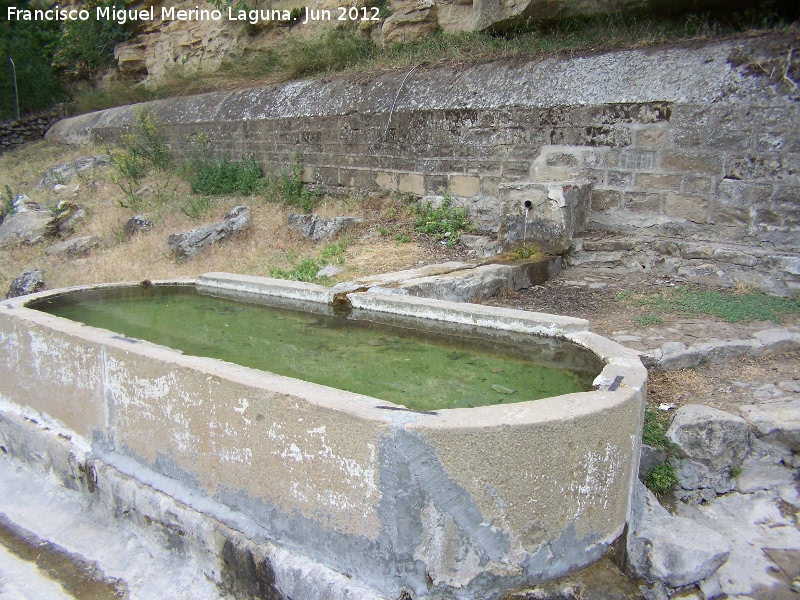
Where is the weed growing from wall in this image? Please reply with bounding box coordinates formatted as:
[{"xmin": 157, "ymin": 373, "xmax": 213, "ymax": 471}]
[{"xmin": 275, "ymin": 153, "xmax": 319, "ymax": 212}]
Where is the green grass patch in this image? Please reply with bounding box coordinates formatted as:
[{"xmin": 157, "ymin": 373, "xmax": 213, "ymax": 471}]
[
  {"xmin": 637, "ymin": 286, "xmax": 799, "ymax": 324},
  {"xmin": 270, "ymin": 240, "xmax": 347, "ymax": 283},
  {"xmin": 642, "ymin": 406, "xmax": 670, "ymax": 451},
  {"xmin": 633, "ymin": 314, "xmax": 664, "ymax": 327}
]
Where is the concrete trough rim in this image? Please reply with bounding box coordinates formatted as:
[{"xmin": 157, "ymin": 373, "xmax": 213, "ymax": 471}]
[
  {"xmin": 0, "ymin": 274, "xmax": 648, "ymax": 597},
  {"xmin": 4, "ymin": 276, "xmax": 645, "ymax": 426}
]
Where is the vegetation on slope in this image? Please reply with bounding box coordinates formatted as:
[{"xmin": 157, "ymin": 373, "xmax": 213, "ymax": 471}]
[{"xmin": 2, "ymin": 0, "xmax": 798, "ymax": 119}]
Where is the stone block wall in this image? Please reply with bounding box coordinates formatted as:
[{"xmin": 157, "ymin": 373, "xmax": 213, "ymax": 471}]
[
  {"xmin": 0, "ymin": 111, "xmax": 60, "ymax": 153},
  {"xmin": 48, "ymin": 33, "xmax": 799, "ymax": 254}
]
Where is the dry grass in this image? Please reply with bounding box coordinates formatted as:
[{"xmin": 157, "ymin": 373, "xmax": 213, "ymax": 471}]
[{"xmin": 0, "ymin": 140, "xmax": 450, "ymax": 294}]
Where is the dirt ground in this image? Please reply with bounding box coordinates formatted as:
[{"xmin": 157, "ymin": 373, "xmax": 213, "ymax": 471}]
[{"xmin": 486, "ymin": 265, "xmax": 800, "ymax": 414}]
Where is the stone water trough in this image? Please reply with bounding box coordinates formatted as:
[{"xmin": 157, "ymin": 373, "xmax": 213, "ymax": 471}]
[{"xmin": 0, "ymin": 273, "xmax": 646, "ymax": 599}]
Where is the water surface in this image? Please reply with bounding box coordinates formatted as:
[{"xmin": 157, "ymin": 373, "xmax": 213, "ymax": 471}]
[{"xmin": 31, "ymin": 285, "xmax": 595, "ymax": 411}]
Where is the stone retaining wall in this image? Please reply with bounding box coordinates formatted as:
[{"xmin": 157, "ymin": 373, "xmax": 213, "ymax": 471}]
[
  {"xmin": 1, "ymin": 111, "xmax": 60, "ymax": 153},
  {"xmin": 47, "ymin": 34, "xmax": 800, "ymax": 253}
]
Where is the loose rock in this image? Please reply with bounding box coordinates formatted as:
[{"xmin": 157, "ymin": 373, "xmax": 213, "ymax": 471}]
[
  {"xmin": 667, "ymin": 405, "xmax": 750, "ymax": 494},
  {"xmin": 6, "ymin": 270, "xmax": 45, "ymax": 298},
  {"xmin": 287, "ymin": 214, "xmax": 362, "ymax": 242},
  {"xmin": 45, "ymin": 236, "xmax": 102, "ymax": 256},
  {"xmin": 124, "ymin": 215, "xmax": 155, "ymax": 238},
  {"xmin": 739, "ymin": 399, "xmax": 800, "ymax": 455},
  {"xmin": 167, "ymin": 206, "xmax": 251, "ymax": 260},
  {"xmin": 53, "ymin": 201, "xmax": 86, "ymax": 237},
  {"xmin": 36, "ymin": 156, "xmax": 110, "ymax": 189},
  {"xmin": 0, "ymin": 209, "xmax": 58, "ymax": 247},
  {"xmin": 628, "ymin": 481, "xmax": 731, "ymax": 588}
]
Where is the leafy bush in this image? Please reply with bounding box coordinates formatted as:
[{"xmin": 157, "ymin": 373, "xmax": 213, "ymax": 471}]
[
  {"xmin": 52, "ymin": 0, "xmax": 132, "ymax": 81},
  {"xmin": 181, "ymin": 195, "xmax": 212, "ymax": 220},
  {"xmin": 0, "ymin": 2, "xmax": 65, "ymax": 119},
  {"xmin": 108, "ymin": 108, "xmax": 172, "ymax": 207},
  {"xmin": 188, "ymin": 155, "xmax": 264, "ymax": 196},
  {"xmin": 414, "ymin": 192, "xmax": 475, "ymax": 247},
  {"xmin": 276, "ymin": 154, "xmax": 318, "ymax": 212}
]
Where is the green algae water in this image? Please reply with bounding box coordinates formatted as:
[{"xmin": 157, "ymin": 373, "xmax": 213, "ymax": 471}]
[{"xmin": 31, "ymin": 285, "xmax": 596, "ymax": 411}]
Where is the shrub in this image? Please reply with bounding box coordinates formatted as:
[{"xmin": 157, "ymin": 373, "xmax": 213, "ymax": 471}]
[
  {"xmin": 108, "ymin": 108, "xmax": 172, "ymax": 208},
  {"xmin": 188, "ymin": 155, "xmax": 264, "ymax": 196},
  {"xmin": 52, "ymin": 0, "xmax": 132, "ymax": 81},
  {"xmin": 275, "ymin": 154, "xmax": 319, "ymax": 212},
  {"xmin": 270, "ymin": 240, "xmax": 347, "ymax": 283},
  {"xmin": 414, "ymin": 192, "xmax": 475, "ymax": 247},
  {"xmin": 0, "ymin": 8, "xmax": 65, "ymax": 119},
  {"xmin": 645, "ymin": 463, "xmax": 679, "ymax": 496}
]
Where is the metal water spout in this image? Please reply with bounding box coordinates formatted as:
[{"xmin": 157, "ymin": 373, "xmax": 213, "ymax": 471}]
[{"xmin": 523, "ymin": 200, "xmax": 532, "ymax": 245}]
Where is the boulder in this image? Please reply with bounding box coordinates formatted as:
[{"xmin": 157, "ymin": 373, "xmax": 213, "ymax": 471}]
[
  {"xmin": 739, "ymin": 399, "xmax": 800, "ymax": 455},
  {"xmin": 124, "ymin": 215, "xmax": 155, "ymax": 237},
  {"xmin": 628, "ymin": 481, "xmax": 730, "ymax": 589},
  {"xmin": 167, "ymin": 206, "xmax": 251, "ymax": 260},
  {"xmin": 45, "ymin": 236, "xmax": 102, "ymax": 256},
  {"xmin": 316, "ymin": 265, "xmax": 343, "ymax": 278},
  {"xmin": 667, "ymin": 405, "xmax": 750, "ymax": 493},
  {"xmin": 6, "ymin": 270, "xmax": 45, "ymax": 298},
  {"xmin": 287, "ymin": 214, "xmax": 362, "ymax": 242},
  {"xmin": 0, "ymin": 210, "xmax": 58, "ymax": 247},
  {"xmin": 53, "ymin": 201, "xmax": 86, "ymax": 237},
  {"xmin": 381, "ymin": 0, "xmax": 439, "ymax": 45},
  {"xmin": 36, "ymin": 156, "xmax": 110, "ymax": 189},
  {"xmin": 629, "ymin": 514, "xmax": 731, "ymax": 588}
]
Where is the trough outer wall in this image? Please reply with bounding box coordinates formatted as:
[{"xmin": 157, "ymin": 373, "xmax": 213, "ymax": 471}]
[{"xmin": 0, "ymin": 283, "xmax": 646, "ymax": 598}]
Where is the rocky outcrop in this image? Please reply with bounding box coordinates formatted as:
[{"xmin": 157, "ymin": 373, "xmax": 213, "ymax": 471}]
[
  {"xmin": 167, "ymin": 205, "xmax": 251, "ymax": 259},
  {"xmin": 473, "ymin": 0, "xmax": 763, "ymax": 32},
  {"xmin": 667, "ymin": 405, "xmax": 750, "ymax": 495},
  {"xmin": 6, "ymin": 270, "xmax": 45, "ymax": 298},
  {"xmin": 0, "ymin": 207, "xmax": 58, "ymax": 247},
  {"xmin": 651, "ymin": 329, "xmax": 800, "ymax": 371},
  {"xmin": 124, "ymin": 215, "xmax": 155, "ymax": 237},
  {"xmin": 287, "ymin": 214, "xmax": 363, "ymax": 242},
  {"xmin": 381, "ymin": 0, "xmax": 439, "ymax": 45},
  {"xmin": 36, "ymin": 156, "xmax": 110, "ymax": 190},
  {"xmin": 627, "ymin": 480, "xmax": 731, "ymax": 588},
  {"xmin": 45, "ymin": 236, "xmax": 102, "ymax": 257},
  {"xmin": 739, "ymin": 400, "xmax": 800, "ymax": 457}
]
